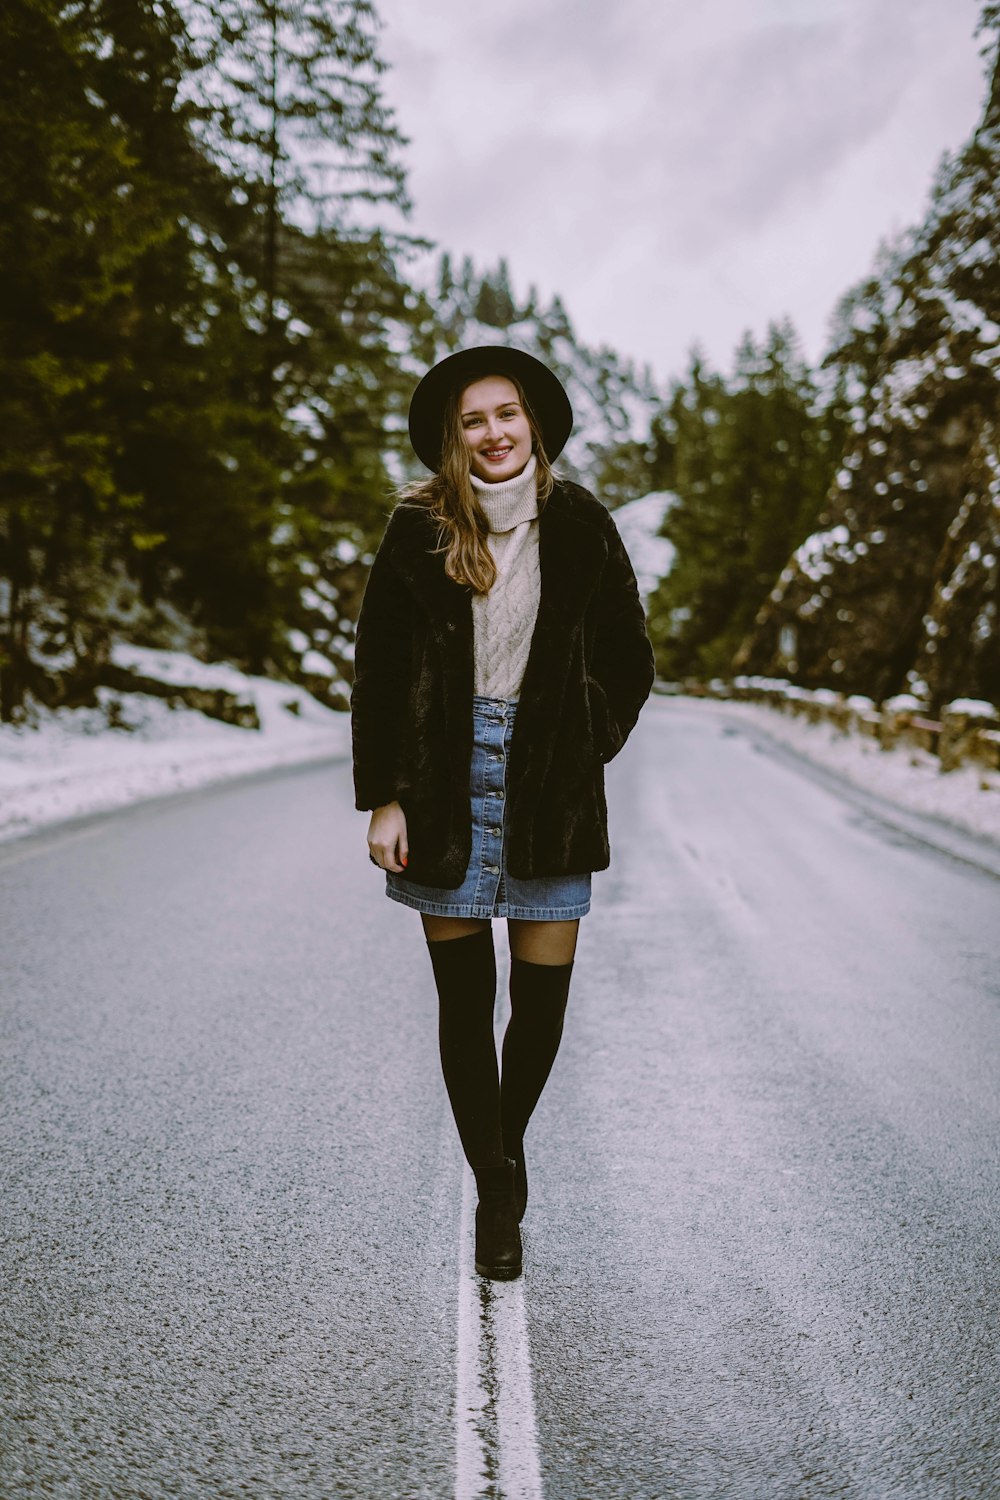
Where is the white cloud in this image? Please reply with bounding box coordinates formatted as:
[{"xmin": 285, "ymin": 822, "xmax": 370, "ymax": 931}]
[{"xmin": 375, "ymin": 0, "xmax": 985, "ymax": 378}]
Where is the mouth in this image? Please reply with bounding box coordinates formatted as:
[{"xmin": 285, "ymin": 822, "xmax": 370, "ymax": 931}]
[{"xmin": 482, "ymin": 447, "xmax": 513, "ymax": 462}]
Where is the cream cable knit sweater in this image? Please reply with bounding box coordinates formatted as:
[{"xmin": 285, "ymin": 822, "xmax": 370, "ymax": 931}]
[{"xmin": 470, "ymin": 455, "xmax": 540, "ymax": 699}]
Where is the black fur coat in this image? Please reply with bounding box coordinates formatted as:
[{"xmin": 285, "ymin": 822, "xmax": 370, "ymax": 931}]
[{"xmin": 351, "ymin": 479, "xmax": 655, "ymax": 887}]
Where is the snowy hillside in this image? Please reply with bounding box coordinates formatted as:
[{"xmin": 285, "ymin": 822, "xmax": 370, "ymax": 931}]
[
  {"xmin": 738, "ymin": 70, "xmax": 1000, "ymax": 707},
  {"xmin": 289, "ymin": 257, "xmax": 669, "ymax": 699},
  {"xmin": 417, "ymin": 257, "xmax": 662, "ymax": 486},
  {"xmin": 0, "ymin": 647, "xmax": 348, "ymax": 844}
]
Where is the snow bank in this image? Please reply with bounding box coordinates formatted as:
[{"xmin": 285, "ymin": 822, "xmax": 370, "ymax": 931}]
[
  {"xmin": 679, "ymin": 696, "xmax": 1000, "ymax": 846},
  {"xmin": 944, "ymin": 698, "xmax": 998, "ymax": 720},
  {"xmin": 612, "ymin": 491, "xmax": 677, "ymax": 603},
  {"xmin": 0, "ymin": 649, "xmax": 349, "ymax": 845}
]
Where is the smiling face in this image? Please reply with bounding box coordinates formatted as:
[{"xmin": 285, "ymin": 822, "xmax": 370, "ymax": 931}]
[{"xmin": 459, "ymin": 375, "xmax": 533, "ymax": 483}]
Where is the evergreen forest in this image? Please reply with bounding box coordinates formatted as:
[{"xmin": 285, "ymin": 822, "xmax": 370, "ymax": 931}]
[{"xmin": 1, "ymin": 0, "xmax": 997, "ymax": 723}]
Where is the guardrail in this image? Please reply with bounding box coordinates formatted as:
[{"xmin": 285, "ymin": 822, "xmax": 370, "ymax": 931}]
[{"xmin": 655, "ymin": 676, "xmax": 1000, "ymax": 774}]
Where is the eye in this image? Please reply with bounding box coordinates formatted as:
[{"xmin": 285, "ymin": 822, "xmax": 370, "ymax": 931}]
[
  {"xmin": 499, "ymin": 408, "xmax": 518, "ymax": 419},
  {"xmin": 463, "ymin": 415, "xmax": 483, "ymax": 427}
]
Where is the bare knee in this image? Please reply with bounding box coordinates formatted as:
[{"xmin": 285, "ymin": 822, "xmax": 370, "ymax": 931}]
[
  {"xmin": 421, "ymin": 914, "xmax": 492, "ymax": 944},
  {"xmin": 507, "ymin": 918, "xmax": 579, "ymax": 965}
]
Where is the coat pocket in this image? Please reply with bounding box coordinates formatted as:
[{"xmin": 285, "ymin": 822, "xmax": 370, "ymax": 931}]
[{"xmin": 585, "ymin": 674, "xmax": 617, "ymax": 762}]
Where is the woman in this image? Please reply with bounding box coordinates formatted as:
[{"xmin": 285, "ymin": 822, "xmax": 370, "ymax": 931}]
[{"xmin": 351, "ymin": 346, "xmax": 655, "ymax": 1280}]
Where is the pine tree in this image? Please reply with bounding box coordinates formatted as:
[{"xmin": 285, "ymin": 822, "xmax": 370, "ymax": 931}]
[
  {"xmin": 177, "ymin": 0, "xmax": 419, "ymax": 669},
  {"xmin": 0, "ymin": 0, "xmax": 225, "ymax": 716},
  {"xmin": 646, "ymin": 351, "xmax": 731, "ymax": 677},
  {"xmin": 647, "ymin": 328, "xmax": 841, "ymax": 680},
  {"xmin": 737, "ymin": 7, "xmax": 1000, "ymax": 703},
  {"xmin": 493, "ymin": 258, "xmax": 517, "ymax": 324},
  {"xmin": 736, "ymin": 322, "xmax": 841, "ymax": 638},
  {"xmin": 473, "ymin": 277, "xmax": 501, "ymax": 327},
  {"xmin": 458, "ymin": 256, "xmax": 476, "ymax": 300},
  {"xmin": 183, "ymin": 0, "xmax": 409, "ymax": 407},
  {"xmin": 545, "ymin": 294, "xmax": 572, "ymax": 341},
  {"xmin": 978, "ymin": 4, "xmax": 1000, "ymax": 129}
]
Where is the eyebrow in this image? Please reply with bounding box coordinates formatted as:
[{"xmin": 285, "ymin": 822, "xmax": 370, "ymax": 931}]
[{"xmin": 460, "ymin": 399, "xmax": 522, "ymax": 418}]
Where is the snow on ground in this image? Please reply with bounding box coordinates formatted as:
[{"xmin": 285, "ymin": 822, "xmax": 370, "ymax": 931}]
[
  {"xmin": 673, "ymin": 694, "xmax": 1000, "ymax": 846},
  {"xmin": 0, "ymin": 647, "xmax": 349, "ymax": 845},
  {"xmin": 5, "ymin": 635, "xmax": 997, "ymax": 855},
  {"xmin": 612, "ymin": 491, "xmax": 676, "ymax": 603}
]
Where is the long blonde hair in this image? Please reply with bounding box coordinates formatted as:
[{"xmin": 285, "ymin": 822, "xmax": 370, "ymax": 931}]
[{"xmin": 398, "ymin": 371, "xmax": 556, "ymax": 594}]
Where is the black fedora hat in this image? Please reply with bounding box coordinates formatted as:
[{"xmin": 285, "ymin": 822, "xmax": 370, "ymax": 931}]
[{"xmin": 407, "ymin": 345, "xmax": 573, "ymax": 473}]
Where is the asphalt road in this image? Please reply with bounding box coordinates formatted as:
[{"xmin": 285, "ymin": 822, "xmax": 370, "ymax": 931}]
[{"xmin": 2, "ymin": 698, "xmax": 998, "ymax": 1499}]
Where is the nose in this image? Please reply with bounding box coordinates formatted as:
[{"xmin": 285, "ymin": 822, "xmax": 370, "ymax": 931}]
[{"xmin": 484, "ymin": 416, "xmax": 504, "ymax": 442}]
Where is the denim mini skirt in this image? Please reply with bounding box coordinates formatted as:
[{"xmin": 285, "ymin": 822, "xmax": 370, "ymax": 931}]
[{"xmin": 385, "ymin": 695, "xmax": 592, "ymax": 920}]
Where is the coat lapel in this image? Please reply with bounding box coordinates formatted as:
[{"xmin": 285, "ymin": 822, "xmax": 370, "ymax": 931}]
[
  {"xmin": 388, "ymin": 506, "xmax": 471, "ymax": 631},
  {"xmin": 512, "ymin": 485, "xmax": 607, "ymax": 728},
  {"xmin": 534, "ymin": 483, "xmax": 608, "ymax": 635}
]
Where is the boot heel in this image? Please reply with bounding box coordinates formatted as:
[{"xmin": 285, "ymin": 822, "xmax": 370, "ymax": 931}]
[{"xmin": 473, "ymin": 1159, "xmax": 523, "ymax": 1280}]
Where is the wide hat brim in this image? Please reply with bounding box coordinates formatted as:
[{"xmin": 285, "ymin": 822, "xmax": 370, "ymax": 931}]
[{"xmin": 407, "ymin": 345, "xmax": 574, "ymax": 473}]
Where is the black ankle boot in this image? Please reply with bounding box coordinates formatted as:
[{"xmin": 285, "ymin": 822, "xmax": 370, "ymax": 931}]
[{"xmin": 473, "ymin": 1159, "xmax": 522, "ymax": 1280}]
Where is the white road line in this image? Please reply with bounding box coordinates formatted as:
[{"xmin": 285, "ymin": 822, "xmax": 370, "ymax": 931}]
[
  {"xmin": 455, "ymin": 1168, "xmax": 499, "ymax": 1498},
  {"xmin": 454, "ymin": 948, "xmax": 544, "ymax": 1500},
  {"xmin": 492, "ymin": 1257, "xmax": 544, "ymax": 1500},
  {"xmin": 455, "ymin": 1168, "xmax": 544, "ymax": 1500}
]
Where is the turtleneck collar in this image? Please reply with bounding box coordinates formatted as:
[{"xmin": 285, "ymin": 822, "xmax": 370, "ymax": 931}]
[{"xmin": 470, "ymin": 453, "xmax": 539, "ymax": 534}]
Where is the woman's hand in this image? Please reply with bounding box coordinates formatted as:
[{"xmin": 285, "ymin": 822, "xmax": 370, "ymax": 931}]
[{"xmin": 367, "ymin": 801, "xmax": 409, "ymax": 873}]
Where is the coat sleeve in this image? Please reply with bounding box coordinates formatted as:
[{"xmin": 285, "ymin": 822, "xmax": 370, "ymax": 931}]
[
  {"xmin": 588, "ymin": 509, "xmax": 656, "ymax": 763},
  {"xmin": 350, "ymin": 509, "xmax": 415, "ymax": 811}
]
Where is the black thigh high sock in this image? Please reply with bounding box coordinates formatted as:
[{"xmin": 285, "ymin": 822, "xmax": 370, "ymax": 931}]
[
  {"xmin": 427, "ymin": 929, "xmax": 504, "ymax": 1171},
  {"xmin": 500, "ymin": 956, "xmax": 574, "ymax": 1161}
]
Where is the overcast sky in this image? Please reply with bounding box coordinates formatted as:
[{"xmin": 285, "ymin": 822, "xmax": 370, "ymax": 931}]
[{"xmin": 373, "ymin": 0, "xmax": 986, "ymax": 383}]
